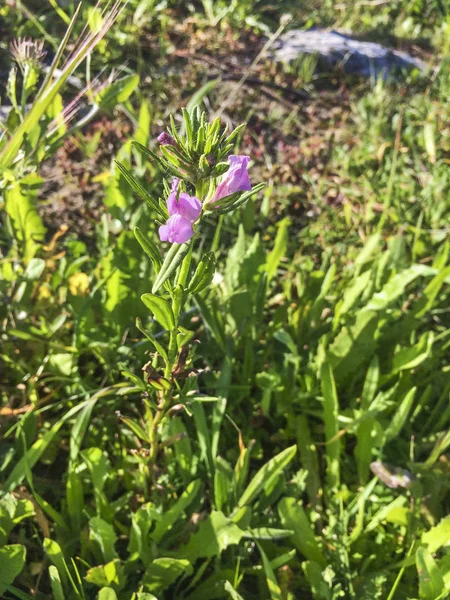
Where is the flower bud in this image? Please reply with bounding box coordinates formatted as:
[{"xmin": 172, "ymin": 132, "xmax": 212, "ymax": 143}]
[{"xmin": 157, "ymin": 132, "xmax": 176, "ymax": 146}]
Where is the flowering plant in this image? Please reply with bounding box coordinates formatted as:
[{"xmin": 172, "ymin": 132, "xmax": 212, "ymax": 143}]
[{"xmin": 117, "ymin": 106, "xmax": 264, "ymax": 471}]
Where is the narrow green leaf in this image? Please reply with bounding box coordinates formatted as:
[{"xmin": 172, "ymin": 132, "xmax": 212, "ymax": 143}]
[
  {"xmin": 237, "ymin": 445, "xmax": 297, "ymax": 508},
  {"xmin": 141, "ymin": 294, "xmax": 175, "ymax": 330},
  {"xmin": 278, "ymin": 498, "xmax": 326, "ymax": 566},
  {"xmin": 191, "ymin": 402, "xmax": 214, "ymax": 477},
  {"xmin": 134, "ymin": 227, "xmax": 162, "ymax": 271},
  {"xmin": 152, "ymin": 242, "xmax": 190, "ymax": 294},
  {"xmin": 135, "ymin": 317, "xmax": 168, "ymax": 360},
  {"xmin": 266, "ymin": 218, "xmax": 289, "ymax": 281},
  {"xmin": 320, "ymin": 362, "xmax": 340, "ymax": 489},
  {"xmin": 384, "ymin": 387, "xmax": 417, "ymax": 443},
  {"xmin": 116, "ymin": 162, "xmax": 166, "ymax": 218},
  {"xmin": 188, "ymin": 252, "xmax": 216, "ymax": 294},
  {"xmin": 256, "ymin": 541, "xmax": 282, "ymax": 600},
  {"xmin": 245, "ymin": 527, "xmax": 294, "ymax": 540}
]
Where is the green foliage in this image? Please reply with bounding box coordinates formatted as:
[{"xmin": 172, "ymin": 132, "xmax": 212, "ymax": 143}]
[{"xmin": 0, "ymin": 0, "xmax": 449, "ymax": 598}]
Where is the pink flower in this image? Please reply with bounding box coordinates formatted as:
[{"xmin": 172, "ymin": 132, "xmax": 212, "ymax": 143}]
[
  {"xmin": 159, "ymin": 214, "xmax": 194, "ymax": 244},
  {"xmin": 167, "ymin": 191, "xmax": 201, "ymax": 223},
  {"xmin": 212, "ymin": 155, "xmax": 251, "ymax": 202},
  {"xmin": 159, "ymin": 186, "xmax": 202, "ymax": 244}
]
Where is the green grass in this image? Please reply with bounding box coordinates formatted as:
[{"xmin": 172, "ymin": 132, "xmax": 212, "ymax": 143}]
[{"xmin": 0, "ymin": 1, "xmax": 449, "ymax": 599}]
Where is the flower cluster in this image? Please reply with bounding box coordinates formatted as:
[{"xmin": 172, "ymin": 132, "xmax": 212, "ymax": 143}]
[{"xmin": 158, "ymin": 155, "xmax": 252, "ymax": 244}]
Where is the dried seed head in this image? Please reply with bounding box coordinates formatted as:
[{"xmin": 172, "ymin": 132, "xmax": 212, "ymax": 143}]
[{"xmin": 10, "ymin": 38, "xmax": 46, "ymax": 68}]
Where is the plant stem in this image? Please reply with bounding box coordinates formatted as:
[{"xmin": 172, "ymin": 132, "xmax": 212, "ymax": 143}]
[{"xmin": 149, "ymin": 330, "xmax": 177, "ymax": 465}]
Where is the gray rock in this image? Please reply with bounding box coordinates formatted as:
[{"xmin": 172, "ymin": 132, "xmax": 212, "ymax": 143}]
[{"xmin": 272, "ymin": 29, "xmax": 427, "ymax": 78}]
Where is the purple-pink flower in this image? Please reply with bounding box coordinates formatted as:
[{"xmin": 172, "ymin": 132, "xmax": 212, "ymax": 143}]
[
  {"xmin": 159, "ymin": 214, "xmax": 195, "ymax": 244},
  {"xmin": 157, "ymin": 132, "xmax": 176, "ymax": 146},
  {"xmin": 212, "ymin": 155, "xmax": 251, "ymax": 203},
  {"xmin": 159, "ymin": 186, "xmax": 202, "ymax": 244}
]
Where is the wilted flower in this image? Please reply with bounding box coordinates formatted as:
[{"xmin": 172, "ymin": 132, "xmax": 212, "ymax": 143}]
[
  {"xmin": 10, "ymin": 38, "xmax": 46, "ymax": 68},
  {"xmin": 212, "ymin": 155, "xmax": 251, "ymax": 202},
  {"xmin": 370, "ymin": 461, "xmax": 414, "ymax": 489},
  {"xmin": 157, "ymin": 132, "xmax": 176, "ymax": 146},
  {"xmin": 159, "ymin": 186, "xmax": 202, "ymax": 244}
]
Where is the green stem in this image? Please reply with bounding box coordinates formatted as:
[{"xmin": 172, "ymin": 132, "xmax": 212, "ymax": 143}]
[
  {"xmin": 148, "ymin": 182, "xmax": 206, "ymax": 468},
  {"xmin": 149, "ymin": 329, "xmax": 178, "ymax": 465}
]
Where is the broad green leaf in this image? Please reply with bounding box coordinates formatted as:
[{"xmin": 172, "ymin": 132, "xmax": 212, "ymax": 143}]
[
  {"xmin": 97, "ymin": 588, "xmax": 118, "ymax": 600},
  {"xmin": 354, "ymin": 233, "xmax": 381, "ymax": 268},
  {"xmin": 151, "ymin": 480, "xmax": 202, "ymax": 543},
  {"xmin": 70, "ymin": 399, "xmax": 97, "ymax": 463},
  {"xmin": 303, "ymin": 560, "xmax": 332, "ymax": 600},
  {"xmin": 237, "ymin": 445, "xmax": 296, "ymax": 508},
  {"xmin": 335, "ymin": 270, "xmax": 371, "ymax": 322},
  {"xmin": 278, "ymin": 498, "xmax": 326, "ymax": 567},
  {"xmin": 416, "ymin": 546, "xmax": 444, "ymax": 600},
  {"xmin": 128, "ymin": 504, "xmax": 157, "ymax": 565},
  {"xmin": 0, "ymin": 545, "xmax": 26, "ymax": 595},
  {"xmin": 392, "ymin": 333, "xmax": 434, "ymax": 373},
  {"xmin": 214, "ymin": 458, "xmax": 233, "ymax": 512},
  {"xmin": 86, "ymin": 559, "xmax": 124, "ymax": 590},
  {"xmin": 328, "ymin": 309, "xmax": 378, "ymax": 380},
  {"xmin": 168, "ymin": 418, "xmax": 193, "ymax": 484},
  {"xmin": 5, "ymin": 181, "xmax": 46, "ymax": 262},
  {"xmin": 97, "ymin": 74, "xmax": 139, "ymax": 109},
  {"xmin": 141, "ymin": 294, "xmax": 175, "ymax": 330},
  {"xmin": 366, "ymin": 264, "xmax": 436, "ymax": 311},
  {"xmin": 422, "ymin": 517, "xmax": 450, "ymax": 554},
  {"xmin": 180, "ymin": 511, "xmax": 244, "ymax": 562},
  {"xmin": 49, "ymin": 565, "xmax": 64, "ymax": 600},
  {"xmin": 89, "ymin": 517, "xmax": 118, "ymax": 563},
  {"xmin": 82, "ymin": 447, "xmax": 110, "ymax": 494},
  {"xmin": 144, "ymin": 558, "xmax": 193, "ymax": 593}
]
